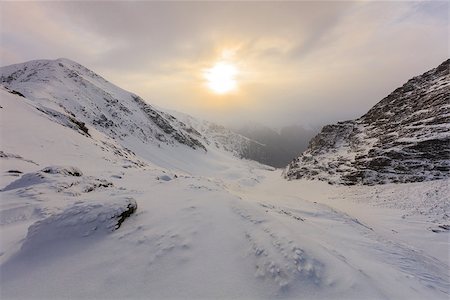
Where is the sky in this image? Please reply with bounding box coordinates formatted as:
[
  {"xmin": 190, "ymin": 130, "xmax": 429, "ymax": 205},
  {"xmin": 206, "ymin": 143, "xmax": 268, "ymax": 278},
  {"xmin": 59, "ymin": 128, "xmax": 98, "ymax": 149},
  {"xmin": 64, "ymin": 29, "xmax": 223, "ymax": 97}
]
[{"xmin": 1, "ymin": 1, "xmax": 448, "ymax": 129}]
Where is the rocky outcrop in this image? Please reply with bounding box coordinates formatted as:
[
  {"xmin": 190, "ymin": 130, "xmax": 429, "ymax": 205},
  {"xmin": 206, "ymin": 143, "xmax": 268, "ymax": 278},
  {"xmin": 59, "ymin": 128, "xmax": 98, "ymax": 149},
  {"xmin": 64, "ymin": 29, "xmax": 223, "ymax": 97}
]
[{"xmin": 285, "ymin": 59, "xmax": 450, "ymax": 185}]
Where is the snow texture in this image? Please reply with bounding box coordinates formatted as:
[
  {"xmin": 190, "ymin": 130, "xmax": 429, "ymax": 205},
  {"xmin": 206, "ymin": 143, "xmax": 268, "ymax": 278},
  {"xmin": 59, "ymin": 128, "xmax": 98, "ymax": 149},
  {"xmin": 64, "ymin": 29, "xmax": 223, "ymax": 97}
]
[
  {"xmin": 0, "ymin": 59, "xmax": 448, "ymax": 299},
  {"xmin": 285, "ymin": 59, "xmax": 450, "ymax": 185}
]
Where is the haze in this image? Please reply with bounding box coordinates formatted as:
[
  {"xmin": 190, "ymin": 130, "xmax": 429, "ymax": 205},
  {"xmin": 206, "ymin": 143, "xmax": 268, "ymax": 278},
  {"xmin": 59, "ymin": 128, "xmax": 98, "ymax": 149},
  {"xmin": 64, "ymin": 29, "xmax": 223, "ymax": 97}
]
[{"xmin": 1, "ymin": 1, "xmax": 448, "ymax": 128}]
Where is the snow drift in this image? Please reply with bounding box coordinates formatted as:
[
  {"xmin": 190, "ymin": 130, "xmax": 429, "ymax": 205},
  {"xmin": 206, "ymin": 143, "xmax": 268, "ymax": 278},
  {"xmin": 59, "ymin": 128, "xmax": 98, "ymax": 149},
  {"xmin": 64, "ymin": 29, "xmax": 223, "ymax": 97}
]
[{"xmin": 1, "ymin": 59, "xmax": 448, "ymax": 299}]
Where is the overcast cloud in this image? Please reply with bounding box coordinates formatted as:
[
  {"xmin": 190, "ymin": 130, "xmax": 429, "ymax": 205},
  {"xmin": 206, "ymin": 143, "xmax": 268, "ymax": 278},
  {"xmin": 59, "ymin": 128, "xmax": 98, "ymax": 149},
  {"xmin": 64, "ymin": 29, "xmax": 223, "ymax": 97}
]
[{"xmin": 1, "ymin": 1, "xmax": 448, "ymax": 128}]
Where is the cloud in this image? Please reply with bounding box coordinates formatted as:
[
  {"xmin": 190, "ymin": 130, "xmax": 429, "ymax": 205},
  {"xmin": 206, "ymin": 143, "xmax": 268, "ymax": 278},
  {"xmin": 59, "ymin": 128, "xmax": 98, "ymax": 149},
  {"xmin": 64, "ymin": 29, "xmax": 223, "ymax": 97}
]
[{"xmin": 1, "ymin": 1, "xmax": 448, "ymax": 128}]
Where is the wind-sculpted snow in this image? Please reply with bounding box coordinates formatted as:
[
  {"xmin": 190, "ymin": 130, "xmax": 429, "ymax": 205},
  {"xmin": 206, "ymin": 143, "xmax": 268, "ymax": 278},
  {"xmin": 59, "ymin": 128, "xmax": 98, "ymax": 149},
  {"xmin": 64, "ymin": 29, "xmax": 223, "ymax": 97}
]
[
  {"xmin": 2, "ymin": 171, "xmax": 47, "ymax": 192},
  {"xmin": 285, "ymin": 59, "xmax": 450, "ymax": 185},
  {"xmin": 20, "ymin": 198, "xmax": 137, "ymax": 252},
  {"xmin": 232, "ymin": 205, "xmax": 325, "ymax": 290},
  {"xmin": 1, "ymin": 61, "xmax": 449, "ymax": 299},
  {"xmin": 332, "ymin": 178, "xmax": 450, "ymax": 225},
  {"xmin": 2, "ymin": 166, "xmax": 112, "ymax": 195}
]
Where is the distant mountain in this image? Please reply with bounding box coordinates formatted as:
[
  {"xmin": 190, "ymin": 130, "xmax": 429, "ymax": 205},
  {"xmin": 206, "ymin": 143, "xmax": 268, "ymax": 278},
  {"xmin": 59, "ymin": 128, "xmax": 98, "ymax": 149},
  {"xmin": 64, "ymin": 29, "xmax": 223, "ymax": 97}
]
[
  {"xmin": 235, "ymin": 124, "xmax": 317, "ymax": 168},
  {"xmin": 285, "ymin": 59, "xmax": 450, "ymax": 185},
  {"xmin": 0, "ymin": 58, "xmax": 267, "ymax": 167},
  {"xmin": 1, "ymin": 58, "xmax": 449, "ymax": 300}
]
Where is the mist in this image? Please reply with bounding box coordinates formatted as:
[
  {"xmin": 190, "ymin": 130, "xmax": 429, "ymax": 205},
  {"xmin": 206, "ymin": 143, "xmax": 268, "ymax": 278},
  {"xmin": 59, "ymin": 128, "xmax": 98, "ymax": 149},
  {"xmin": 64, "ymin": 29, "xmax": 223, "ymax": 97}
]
[{"xmin": 1, "ymin": 1, "xmax": 448, "ymax": 129}]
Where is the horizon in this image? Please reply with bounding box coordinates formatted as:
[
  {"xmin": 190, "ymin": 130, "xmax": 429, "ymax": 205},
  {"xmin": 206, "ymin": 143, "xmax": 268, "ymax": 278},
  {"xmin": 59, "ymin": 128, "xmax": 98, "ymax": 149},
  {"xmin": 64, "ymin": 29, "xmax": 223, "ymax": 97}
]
[
  {"xmin": 1, "ymin": 2, "xmax": 449, "ymax": 299},
  {"xmin": 1, "ymin": 1, "xmax": 448, "ymax": 129}
]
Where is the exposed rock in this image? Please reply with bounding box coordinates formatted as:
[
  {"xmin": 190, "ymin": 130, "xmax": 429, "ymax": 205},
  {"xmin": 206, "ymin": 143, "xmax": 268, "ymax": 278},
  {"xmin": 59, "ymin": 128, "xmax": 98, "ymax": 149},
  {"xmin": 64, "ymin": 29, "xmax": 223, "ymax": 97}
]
[
  {"xmin": 19, "ymin": 198, "xmax": 137, "ymax": 253},
  {"xmin": 0, "ymin": 59, "xmax": 208, "ymax": 151},
  {"xmin": 167, "ymin": 111, "xmax": 270, "ymax": 162},
  {"xmin": 41, "ymin": 166, "xmax": 83, "ymax": 176},
  {"xmin": 131, "ymin": 95, "xmax": 206, "ymax": 151},
  {"xmin": 285, "ymin": 59, "xmax": 450, "ymax": 185},
  {"xmin": 0, "ymin": 58, "xmax": 268, "ymax": 158},
  {"xmin": 8, "ymin": 89, "xmax": 25, "ymax": 97}
]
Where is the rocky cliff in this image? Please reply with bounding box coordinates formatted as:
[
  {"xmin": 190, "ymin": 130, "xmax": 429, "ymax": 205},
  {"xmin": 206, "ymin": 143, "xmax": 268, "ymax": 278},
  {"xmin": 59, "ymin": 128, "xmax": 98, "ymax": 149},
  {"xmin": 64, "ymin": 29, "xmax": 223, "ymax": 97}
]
[{"xmin": 285, "ymin": 59, "xmax": 450, "ymax": 185}]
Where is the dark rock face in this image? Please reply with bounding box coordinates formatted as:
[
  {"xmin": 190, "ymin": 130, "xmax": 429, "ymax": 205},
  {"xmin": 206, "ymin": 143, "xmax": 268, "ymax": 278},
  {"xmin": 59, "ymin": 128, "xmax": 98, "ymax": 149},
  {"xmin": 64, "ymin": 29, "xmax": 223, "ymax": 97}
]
[
  {"xmin": 285, "ymin": 59, "xmax": 450, "ymax": 185},
  {"xmin": 115, "ymin": 200, "xmax": 137, "ymax": 229},
  {"xmin": 8, "ymin": 89, "xmax": 25, "ymax": 97}
]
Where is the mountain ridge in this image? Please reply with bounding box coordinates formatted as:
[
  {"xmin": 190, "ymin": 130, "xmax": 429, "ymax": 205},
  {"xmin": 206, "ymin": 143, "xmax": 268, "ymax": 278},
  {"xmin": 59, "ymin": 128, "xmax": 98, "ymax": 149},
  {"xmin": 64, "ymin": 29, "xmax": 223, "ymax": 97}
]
[
  {"xmin": 284, "ymin": 59, "xmax": 450, "ymax": 185},
  {"xmin": 1, "ymin": 58, "xmax": 449, "ymax": 300},
  {"xmin": 0, "ymin": 58, "xmax": 271, "ymax": 169}
]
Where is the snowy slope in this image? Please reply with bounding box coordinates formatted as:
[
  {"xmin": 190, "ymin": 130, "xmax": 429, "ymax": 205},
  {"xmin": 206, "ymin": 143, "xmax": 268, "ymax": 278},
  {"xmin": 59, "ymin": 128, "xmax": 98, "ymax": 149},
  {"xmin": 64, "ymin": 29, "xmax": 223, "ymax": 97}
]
[
  {"xmin": 0, "ymin": 59, "xmax": 208, "ymax": 151},
  {"xmin": 285, "ymin": 59, "xmax": 450, "ymax": 185},
  {"xmin": 166, "ymin": 109, "xmax": 269, "ymax": 163},
  {"xmin": 0, "ymin": 58, "xmax": 270, "ymax": 173},
  {"xmin": 1, "ymin": 62, "xmax": 449, "ymax": 299}
]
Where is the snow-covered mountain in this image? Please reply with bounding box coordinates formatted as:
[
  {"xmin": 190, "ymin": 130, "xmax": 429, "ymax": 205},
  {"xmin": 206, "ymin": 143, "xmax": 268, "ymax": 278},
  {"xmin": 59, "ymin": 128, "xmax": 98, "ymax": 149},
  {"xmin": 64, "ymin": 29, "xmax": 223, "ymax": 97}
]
[
  {"xmin": 166, "ymin": 109, "xmax": 270, "ymax": 165},
  {"xmin": 1, "ymin": 59, "xmax": 448, "ymax": 299},
  {"xmin": 285, "ymin": 59, "xmax": 450, "ymax": 185},
  {"xmin": 0, "ymin": 58, "xmax": 267, "ymax": 170}
]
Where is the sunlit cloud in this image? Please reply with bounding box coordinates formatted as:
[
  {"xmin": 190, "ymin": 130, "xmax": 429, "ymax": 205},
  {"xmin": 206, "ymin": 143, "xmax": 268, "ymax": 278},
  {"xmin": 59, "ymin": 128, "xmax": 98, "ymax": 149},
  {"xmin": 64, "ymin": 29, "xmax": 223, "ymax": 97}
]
[{"xmin": 1, "ymin": 1, "xmax": 447, "ymax": 128}]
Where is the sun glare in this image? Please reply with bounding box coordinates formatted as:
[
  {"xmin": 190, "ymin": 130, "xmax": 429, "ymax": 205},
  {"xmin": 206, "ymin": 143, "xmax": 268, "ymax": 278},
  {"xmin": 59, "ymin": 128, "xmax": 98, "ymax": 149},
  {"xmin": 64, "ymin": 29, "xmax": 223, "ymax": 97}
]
[{"xmin": 204, "ymin": 61, "xmax": 238, "ymax": 94}]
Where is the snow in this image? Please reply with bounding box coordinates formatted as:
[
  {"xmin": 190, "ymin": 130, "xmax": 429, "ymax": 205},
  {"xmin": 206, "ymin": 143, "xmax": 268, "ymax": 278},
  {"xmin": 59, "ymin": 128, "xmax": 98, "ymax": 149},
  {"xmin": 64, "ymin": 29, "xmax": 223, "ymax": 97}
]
[
  {"xmin": 1, "ymin": 64, "xmax": 449, "ymax": 299},
  {"xmin": 285, "ymin": 59, "xmax": 450, "ymax": 185}
]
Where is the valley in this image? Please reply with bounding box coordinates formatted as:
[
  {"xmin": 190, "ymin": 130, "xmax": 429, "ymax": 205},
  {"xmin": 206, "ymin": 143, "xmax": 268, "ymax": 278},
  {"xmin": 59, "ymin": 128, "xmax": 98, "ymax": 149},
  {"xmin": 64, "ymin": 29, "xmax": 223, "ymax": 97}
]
[{"xmin": 0, "ymin": 59, "xmax": 448, "ymax": 299}]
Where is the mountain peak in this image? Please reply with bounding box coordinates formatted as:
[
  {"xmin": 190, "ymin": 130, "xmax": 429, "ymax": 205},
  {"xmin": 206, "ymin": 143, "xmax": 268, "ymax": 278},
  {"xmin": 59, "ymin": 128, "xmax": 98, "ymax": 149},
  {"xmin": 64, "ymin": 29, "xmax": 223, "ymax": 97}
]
[
  {"xmin": 1, "ymin": 58, "xmax": 211, "ymax": 150},
  {"xmin": 0, "ymin": 58, "xmax": 273, "ymax": 168}
]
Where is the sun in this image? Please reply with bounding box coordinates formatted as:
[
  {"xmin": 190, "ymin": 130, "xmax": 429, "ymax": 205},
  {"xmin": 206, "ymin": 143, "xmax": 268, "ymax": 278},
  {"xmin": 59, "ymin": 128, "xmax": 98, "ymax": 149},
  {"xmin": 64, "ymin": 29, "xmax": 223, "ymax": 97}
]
[{"xmin": 204, "ymin": 61, "xmax": 238, "ymax": 94}]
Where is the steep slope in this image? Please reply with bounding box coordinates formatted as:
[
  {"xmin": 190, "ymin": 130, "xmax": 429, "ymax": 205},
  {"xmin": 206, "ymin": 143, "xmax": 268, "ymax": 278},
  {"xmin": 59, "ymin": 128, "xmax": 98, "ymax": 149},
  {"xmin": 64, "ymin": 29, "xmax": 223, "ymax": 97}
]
[
  {"xmin": 285, "ymin": 59, "xmax": 450, "ymax": 185},
  {"xmin": 0, "ymin": 58, "xmax": 207, "ymax": 151},
  {"xmin": 165, "ymin": 109, "xmax": 269, "ymax": 164},
  {"xmin": 0, "ymin": 58, "xmax": 266, "ymax": 171},
  {"xmin": 1, "ymin": 65, "xmax": 448, "ymax": 299}
]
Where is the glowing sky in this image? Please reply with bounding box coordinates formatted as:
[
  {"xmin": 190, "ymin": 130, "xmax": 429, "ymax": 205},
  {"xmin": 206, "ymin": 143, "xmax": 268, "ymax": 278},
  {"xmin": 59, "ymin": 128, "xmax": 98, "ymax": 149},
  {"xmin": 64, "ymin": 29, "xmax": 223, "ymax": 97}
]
[{"xmin": 1, "ymin": 1, "xmax": 448, "ymax": 128}]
